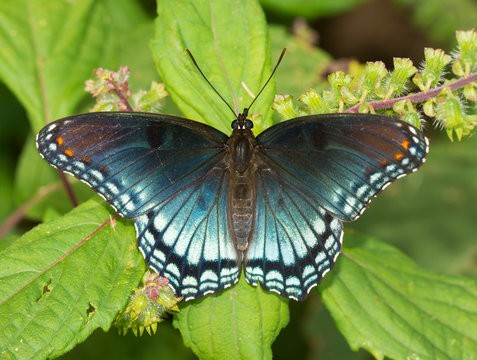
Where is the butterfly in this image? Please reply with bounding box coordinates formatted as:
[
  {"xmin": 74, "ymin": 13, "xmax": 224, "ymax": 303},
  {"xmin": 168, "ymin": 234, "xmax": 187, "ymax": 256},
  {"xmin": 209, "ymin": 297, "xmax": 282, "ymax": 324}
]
[{"xmin": 36, "ymin": 107, "xmax": 428, "ymax": 301}]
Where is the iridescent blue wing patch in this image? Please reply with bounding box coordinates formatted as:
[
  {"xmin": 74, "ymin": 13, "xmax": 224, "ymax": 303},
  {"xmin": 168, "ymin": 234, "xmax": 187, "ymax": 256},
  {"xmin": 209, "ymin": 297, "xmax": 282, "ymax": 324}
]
[
  {"xmin": 245, "ymin": 167, "xmax": 343, "ymax": 300},
  {"xmin": 36, "ymin": 112, "xmax": 239, "ymax": 298},
  {"xmin": 245, "ymin": 113, "xmax": 428, "ymax": 299},
  {"xmin": 134, "ymin": 166, "xmax": 240, "ymax": 300}
]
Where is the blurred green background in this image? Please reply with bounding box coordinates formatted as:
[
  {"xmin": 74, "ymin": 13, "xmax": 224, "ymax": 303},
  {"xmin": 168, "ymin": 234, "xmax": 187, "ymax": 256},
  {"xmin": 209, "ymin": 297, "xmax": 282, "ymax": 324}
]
[{"xmin": 1, "ymin": 0, "xmax": 476, "ymax": 359}]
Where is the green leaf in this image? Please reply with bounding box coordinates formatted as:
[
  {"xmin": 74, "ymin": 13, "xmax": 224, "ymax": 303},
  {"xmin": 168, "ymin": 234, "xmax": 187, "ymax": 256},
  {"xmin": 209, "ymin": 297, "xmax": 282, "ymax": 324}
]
[
  {"xmin": 260, "ymin": 0, "xmax": 372, "ymax": 18},
  {"xmin": 269, "ymin": 25, "xmax": 331, "ymax": 98},
  {"xmin": 320, "ymin": 232, "xmax": 477, "ymax": 359},
  {"xmin": 0, "ymin": 0, "xmax": 152, "ymax": 132},
  {"xmin": 0, "ymin": 0, "xmax": 116, "ymax": 130},
  {"xmin": 150, "ymin": 0, "xmax": 274, "ymax": 135},
  {"xmin": 173, "ymin": 277, "xmax": 289, "ymax": 360},
  {"xmin": 0, "ymin": 199, "xmax": 145, "ymax": 359}
]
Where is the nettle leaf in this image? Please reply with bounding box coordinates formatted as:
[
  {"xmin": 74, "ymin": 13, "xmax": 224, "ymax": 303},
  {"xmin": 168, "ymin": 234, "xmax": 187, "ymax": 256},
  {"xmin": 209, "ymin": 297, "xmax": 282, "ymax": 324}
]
[
  {"xmin": 320, "ymin": 232, "xmax": 477, "ymax": 359},
  {"xmin": 174, "ymin": 277, "xmax": 289, "ymax": 360},
  {"xmin": 0, "ymin": 199, "xmax": 145, "ymax": 359},
  {"xmin": 260, "ymin": 0, "xmax": 372, "ymax": 18},
  {"xmin": 150, "ymin": 0, "xmax": 275, "ymax": 135},
  {"xmin": 0, "ymin": 0, "xmax": 117, "ymax": 131},
  {"xmin": 269, "ymin": 24, "xmax": 331, "ymax": 97}
]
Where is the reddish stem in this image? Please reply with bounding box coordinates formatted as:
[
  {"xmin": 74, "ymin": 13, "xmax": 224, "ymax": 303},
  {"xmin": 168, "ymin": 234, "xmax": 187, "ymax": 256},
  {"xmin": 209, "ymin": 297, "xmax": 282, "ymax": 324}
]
[
  {"xmin": 109, "ymin": 80, "xmax": 133, "ymax": 111},
  {"xmin": 58, "ymin": 170, "xmax": 78, "ymax": 207},
  {"xmin": 0, "ymin": 182, "xmax": 61, "ymax": 238},
  {"xmin": 345, "ymin": 73, "xmax": 477, "ymax": 113}
]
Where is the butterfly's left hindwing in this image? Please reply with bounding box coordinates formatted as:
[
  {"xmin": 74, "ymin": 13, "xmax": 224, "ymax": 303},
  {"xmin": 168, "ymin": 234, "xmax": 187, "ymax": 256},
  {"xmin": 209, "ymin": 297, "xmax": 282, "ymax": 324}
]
[{"xmin": 135, "ymin": 166, "xmax": 240, "ymax": 300}]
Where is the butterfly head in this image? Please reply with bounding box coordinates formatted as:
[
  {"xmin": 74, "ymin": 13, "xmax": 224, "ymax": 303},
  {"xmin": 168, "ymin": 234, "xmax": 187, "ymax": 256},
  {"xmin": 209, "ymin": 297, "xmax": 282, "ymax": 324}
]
[{"xmin": 232, "ymin": 108, "xmax": 254, "ymax": 130}]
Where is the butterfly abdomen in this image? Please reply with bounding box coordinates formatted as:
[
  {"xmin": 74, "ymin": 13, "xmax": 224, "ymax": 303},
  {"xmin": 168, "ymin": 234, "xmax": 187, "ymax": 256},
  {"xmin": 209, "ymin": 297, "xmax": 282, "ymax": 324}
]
[
  {"xmin": 228, "ymin": 129, "xmax": 257, "ymax": 252},
  {"xmin": 229, "ymin": 179, "xmax": 255, "ymax": 251}
]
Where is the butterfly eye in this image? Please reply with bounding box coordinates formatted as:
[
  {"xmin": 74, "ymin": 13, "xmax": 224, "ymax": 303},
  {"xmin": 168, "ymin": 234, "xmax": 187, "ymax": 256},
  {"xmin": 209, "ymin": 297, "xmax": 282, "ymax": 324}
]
[
  {"xmin": 245, "ymin": 119, "xmax": 253, "ymax": 129},
  {"xmin": 231, "ymin": 120, "xmax": 237, "ymax": 129}
]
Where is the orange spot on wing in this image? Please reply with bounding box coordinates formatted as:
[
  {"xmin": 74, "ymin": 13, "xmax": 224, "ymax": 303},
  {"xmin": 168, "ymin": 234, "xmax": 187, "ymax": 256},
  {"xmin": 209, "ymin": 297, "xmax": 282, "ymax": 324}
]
[
  {"xmin": 64, "ymin": 149, "xmax": 74, "ymax": 157},
  {"xmin": 402, "ymin": 140, "xmax": 410, "ymax": 150},
  {"xmin": 56, "ymin": 136, "xmax": 64, "ymax": 146},
  {"xmin": 395, "ymin": 153, "xmax": 404, "ymax": 160},
  {"xmin": 81, "ymin": 156, "xmax": 92, "ymax": 163},
  {"xmin": 380, "ymin": 159, "xmax": 389, "ymax": 166}
]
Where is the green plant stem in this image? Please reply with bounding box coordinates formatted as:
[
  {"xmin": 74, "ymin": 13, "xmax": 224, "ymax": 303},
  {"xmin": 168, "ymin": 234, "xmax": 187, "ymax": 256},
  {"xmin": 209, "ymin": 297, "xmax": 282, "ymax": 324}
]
[{"xmin": 345, "ymin": 72, "xmax": 477, "ymax": 113}]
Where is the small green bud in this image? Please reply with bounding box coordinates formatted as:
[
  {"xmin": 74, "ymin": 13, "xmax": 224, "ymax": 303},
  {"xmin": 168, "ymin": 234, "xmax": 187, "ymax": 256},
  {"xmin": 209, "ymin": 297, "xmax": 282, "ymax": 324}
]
[
  {"xmin": 403, "ymin": 112, "xmax": 421, "ymax": 129},
  {"xmin": 436, "ymin": 92, "xmax": 472, "ymax": 141},
  {"xmin": 328, "ymin": 71, "xmax": 353, "ymax": 89},
  {"xmin": 156, "ymin": 289, "xmax": 182, "ymax": 311},
  {"xmin": 271, "ymin": 94, "xmax": 299, "ymax": 120},
  {"xmin": 392, "ymin": 99, "xmax": 407, "ymax": 115},
  {"xmin": 385, "ymin": 58, "xmax": 417, "ymax": 98},
  {"xmin": 327, "ymin": 72, "xmax": 354, "ymax": 111},
  {"xmin": 135, "ymin": 81, "xmax": 169, "ymax": 112},
  {"xmin": 423, "ymin": 99, "xmax": 436, "ymax": 117},
  {"xmin": 392, "ymin": 99, "xmax": 420, "ymax": 128},
  {"xmin": 128, "ymin": 293, "xmax": 148, "ymax": 320},
  {"xmin": 452, "ymin": 60, "xmax": 465, "ymax": 77},
  {"xmin": 412, "ymin": 72, "xmax": 425, "ymax": 91},
  {"xmin": 463, "ymin": 84, "xmax": 477, "ymax": 101},
  {"xmin": 298, "ymin": 89, "xmax": 330, "ymax": 114},
  {"xmin": 455, "ymin": 30, "xmax": 477, "ymax": 75},
  {"xmin": 340, "ymin": 86, "xmax": 359, "ymax": 105},
  {"xmin": 421, "ymin": 48, "xmax": 451, "ymax": 90},
  {"xmin": 360, "ymin": 61, "xmax": 387, "ymax": 101}
]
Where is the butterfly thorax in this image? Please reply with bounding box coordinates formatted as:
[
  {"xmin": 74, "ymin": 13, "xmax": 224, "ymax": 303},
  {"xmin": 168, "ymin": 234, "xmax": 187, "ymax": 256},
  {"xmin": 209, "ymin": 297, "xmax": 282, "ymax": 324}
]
[{"xmin": 227, "ymin": 126, "xmax": 257, "ymax": 252}]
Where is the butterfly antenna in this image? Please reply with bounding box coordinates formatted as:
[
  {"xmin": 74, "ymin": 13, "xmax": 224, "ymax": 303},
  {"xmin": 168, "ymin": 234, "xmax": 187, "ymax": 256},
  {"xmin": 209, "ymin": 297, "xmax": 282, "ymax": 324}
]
[
  {"xmin": 186, "ymin": 49, "xmax": 237, "ymax": 118},
  {"xmin": 247, "ymin": 48, "xmax": 287, "ymax": 111}
]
